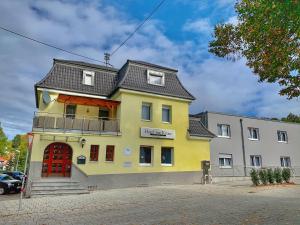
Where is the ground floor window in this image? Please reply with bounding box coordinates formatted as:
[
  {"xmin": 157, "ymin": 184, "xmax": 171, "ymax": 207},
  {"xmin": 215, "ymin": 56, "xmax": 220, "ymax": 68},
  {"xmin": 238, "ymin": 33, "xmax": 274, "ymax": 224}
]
[
  {"xmin": 250, "ymin": 155, "xmax": 262, "ymax": 167},
  {"xmin": 90, "ymin": 145, "xmax": 99, "ymax": 161},
  {"xmin": 219, "ymin": 154, "xmax": 232, "ymax": 168},
  {"xmin": 280, "ymin": 156, "xmax": 291, "ymax": 168},
  {"xmin": 161, "ymin": 147, "xmax": 173, "ymax": 166},
  {"xmin": 105, "ymin": 145, "xmax": 115, "ymax": 162},
  {"xmin": 140, "ymin": 146, "xmax": 152, "ymax": 165}
]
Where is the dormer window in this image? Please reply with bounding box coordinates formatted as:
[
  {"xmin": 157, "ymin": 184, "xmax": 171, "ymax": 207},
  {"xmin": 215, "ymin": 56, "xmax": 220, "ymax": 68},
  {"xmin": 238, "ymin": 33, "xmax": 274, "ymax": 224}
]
[
  {"xmin": 147, "ymin": 70, "xmax": 165, "ymax": 86},
  {"xmin": 83, "ymin": 70, "xmax": 95, "ymax": 86}
]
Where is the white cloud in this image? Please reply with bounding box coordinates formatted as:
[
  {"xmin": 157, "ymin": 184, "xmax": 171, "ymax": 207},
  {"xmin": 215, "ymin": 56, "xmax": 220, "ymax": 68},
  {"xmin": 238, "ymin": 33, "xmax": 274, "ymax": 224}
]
[
  {"xmin": 183, "ymin": 18, "xmax": 213, "ymax": 34},
  {"xmin": 0, "ymin": 0, "xmax": 299, "ymax": 139}
]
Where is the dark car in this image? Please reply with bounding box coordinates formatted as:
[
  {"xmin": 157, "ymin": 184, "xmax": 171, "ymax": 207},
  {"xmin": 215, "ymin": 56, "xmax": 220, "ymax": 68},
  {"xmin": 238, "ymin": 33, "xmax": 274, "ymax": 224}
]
[
  {"xmin": 2, "ymin": 171, "xmax": 25, "ymax": 181},
  {"xmin": 0, "ymin": 174, "xmax": 22, "ymax": 195}
]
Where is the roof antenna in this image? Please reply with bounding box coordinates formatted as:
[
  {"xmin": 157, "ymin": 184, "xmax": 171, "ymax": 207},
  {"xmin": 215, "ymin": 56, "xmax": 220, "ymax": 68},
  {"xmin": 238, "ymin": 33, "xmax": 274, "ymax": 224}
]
[{"xmin": 104, "ymin": 53, "xmax": 110, "ymax": 67}]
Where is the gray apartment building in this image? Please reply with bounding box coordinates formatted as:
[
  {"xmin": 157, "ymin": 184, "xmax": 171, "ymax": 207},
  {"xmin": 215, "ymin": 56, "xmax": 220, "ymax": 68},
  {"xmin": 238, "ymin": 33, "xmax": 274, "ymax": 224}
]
[{"xmin": 193, "ymin": 111, "xmax": 300, "ymax": 180}]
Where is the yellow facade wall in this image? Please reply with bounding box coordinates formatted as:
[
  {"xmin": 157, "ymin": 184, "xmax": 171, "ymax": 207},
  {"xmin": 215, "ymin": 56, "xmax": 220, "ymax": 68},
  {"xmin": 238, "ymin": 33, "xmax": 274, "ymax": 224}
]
[{"xmin": 31, "ymin": 89, "xmax": 210, "ymax": 175}]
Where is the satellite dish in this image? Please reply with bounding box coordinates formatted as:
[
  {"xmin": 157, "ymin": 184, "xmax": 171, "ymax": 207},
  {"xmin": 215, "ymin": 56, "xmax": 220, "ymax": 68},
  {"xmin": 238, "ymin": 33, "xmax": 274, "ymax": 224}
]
[{"xmin": 42, "ymin": 91, "xmax": 51, "ymax": 105}]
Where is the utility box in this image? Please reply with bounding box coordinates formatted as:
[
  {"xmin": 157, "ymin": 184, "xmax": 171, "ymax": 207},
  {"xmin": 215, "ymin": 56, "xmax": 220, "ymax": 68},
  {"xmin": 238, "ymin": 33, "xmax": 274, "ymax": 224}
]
[{"xmin": 201, "ymin": 160, "xmax": 210, "ymax": 175}]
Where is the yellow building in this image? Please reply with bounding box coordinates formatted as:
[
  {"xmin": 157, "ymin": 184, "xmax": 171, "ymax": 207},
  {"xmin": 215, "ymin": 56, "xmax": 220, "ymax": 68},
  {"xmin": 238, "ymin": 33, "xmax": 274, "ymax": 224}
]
[{"xmin": 27, "ymin": 59, "xmax": 214, "ymax": 195}]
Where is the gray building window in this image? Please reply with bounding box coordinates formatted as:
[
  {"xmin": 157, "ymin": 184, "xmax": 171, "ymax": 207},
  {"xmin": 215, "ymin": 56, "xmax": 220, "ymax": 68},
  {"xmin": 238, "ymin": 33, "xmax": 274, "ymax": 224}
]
[
  {"xmin": 250, "ymin": 155, "xmax": 262, "ymax": 167},
  {"xmin": 217, "ymin": 124, "xmax": 231, "ymax": 138},
  {"xmin": 278, "ymin": 131, "xmax": 288, "ymax": 143},
  {"xmin": 280, "ymin": 157, "xmax": 291, "ymax": 167},
  {"xmin": 162, "ymin": 105, "xmax": 171, "ymax": 123},
  {"xmin": 141, "ymin": 103, "xmax": 151, "ymax": 121},
  {"xmin": 248, "ymin": 127, "xmax": 260, "ymax": 140},
  {"xmin": 219, "ymin": 154, "xmax": 232, "ymax": 168}
]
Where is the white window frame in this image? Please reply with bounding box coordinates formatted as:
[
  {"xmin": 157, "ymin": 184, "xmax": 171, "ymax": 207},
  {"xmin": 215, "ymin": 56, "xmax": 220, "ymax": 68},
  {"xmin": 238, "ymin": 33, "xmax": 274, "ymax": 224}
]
[
  {"xmin": 147, "ymin": 70, "xmax": 165, "ymax": 86},
  {"xmin": 82, "ymin": 70, "xmax": 95, "ymax": 86},
  {"xmin": 161, "ymin": 147, "xmax": 174, "ymax": 166},
  {"xmin": 141, "ymin": 102, "xmax": 152, "ymax": 121},
  {"xmin": 139, "ymin": 146, "xmax": 153, "ymax": 166},
  {"xmin": 280, "ymin": 156, "xmax": 291, "ymax": 168},
  {"xmin": 219, "ymin": 154, "xmax": 232, "ymax": 168},
  {"xmin": 277, "ymin": 131, "xmax": 288, "ymax": 143},
  {"xmin": 162, "ymin": 105, "xmax": 172, "ymax": 123},
  {"xmin": 250, "ymin": 155, "xmax": 262, "ymax": 167},
  {"xmin": 217, "ymin": 124, "xmax": 231, "ymax": 138},
  {"xmin": 248, "ymin": 127, "xmax": 260, "ymax": 141}
]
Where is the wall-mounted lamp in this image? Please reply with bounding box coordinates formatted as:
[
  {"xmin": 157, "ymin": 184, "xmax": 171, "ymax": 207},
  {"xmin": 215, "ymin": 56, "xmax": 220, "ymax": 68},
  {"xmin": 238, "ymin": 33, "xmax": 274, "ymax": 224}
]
[{"xmin": 80, "ymin": 138, "xmax": 86, "ymax": 148}]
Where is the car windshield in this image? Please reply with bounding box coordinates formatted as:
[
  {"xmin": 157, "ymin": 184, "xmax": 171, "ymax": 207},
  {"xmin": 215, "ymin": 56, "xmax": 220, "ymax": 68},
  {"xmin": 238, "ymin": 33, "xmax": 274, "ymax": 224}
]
[{"xmin": 0, "ymin": 175, "xmax": 14, "ymax": 180}]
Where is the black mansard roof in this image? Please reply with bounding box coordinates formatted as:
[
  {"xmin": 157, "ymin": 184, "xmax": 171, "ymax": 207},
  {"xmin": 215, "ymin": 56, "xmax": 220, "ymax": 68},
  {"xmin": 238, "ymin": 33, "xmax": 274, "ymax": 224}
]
[{"xmin": 35, "ymin": 59, "xmax": 195, "ymax": 100}]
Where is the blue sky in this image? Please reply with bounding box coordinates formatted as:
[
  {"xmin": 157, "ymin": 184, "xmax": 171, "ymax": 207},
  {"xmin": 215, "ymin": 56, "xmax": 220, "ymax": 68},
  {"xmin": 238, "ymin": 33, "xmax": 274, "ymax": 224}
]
[{"xmin": 0, "ymin": 0, "xmax": 299, "ymax": 139}]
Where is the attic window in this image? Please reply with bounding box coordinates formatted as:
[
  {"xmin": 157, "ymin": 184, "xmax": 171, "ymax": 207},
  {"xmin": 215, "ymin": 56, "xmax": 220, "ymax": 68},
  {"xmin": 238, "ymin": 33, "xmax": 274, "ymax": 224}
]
[
  {"xmin": 147, "ymin": 70, "xmax": 165, "ymax": 86},
  {"xmin": 83, "ymin": 70, "xmax": 95, "ymax": 86}
]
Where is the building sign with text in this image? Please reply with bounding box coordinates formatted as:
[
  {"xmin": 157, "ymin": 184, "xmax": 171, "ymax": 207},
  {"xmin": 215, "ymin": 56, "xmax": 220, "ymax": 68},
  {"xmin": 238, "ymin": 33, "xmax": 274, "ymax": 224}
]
[{"xmin": 140, "ymin": 127, "xmax": 175, "ymax": 139}]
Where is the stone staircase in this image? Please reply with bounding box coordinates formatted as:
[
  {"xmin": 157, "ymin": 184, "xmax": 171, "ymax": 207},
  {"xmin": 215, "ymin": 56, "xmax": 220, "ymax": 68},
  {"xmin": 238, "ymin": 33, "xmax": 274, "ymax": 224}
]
[{"xmin": 30, "ymin": 179, "xmax": 89, "ymax": 197}]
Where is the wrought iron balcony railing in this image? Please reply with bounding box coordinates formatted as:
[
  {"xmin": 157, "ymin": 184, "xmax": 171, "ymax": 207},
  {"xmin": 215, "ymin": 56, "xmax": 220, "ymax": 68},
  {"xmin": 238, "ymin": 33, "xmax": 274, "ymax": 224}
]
[{"xmin": 32, "ymin": 112, "xmax": 120, "ymax": 134}]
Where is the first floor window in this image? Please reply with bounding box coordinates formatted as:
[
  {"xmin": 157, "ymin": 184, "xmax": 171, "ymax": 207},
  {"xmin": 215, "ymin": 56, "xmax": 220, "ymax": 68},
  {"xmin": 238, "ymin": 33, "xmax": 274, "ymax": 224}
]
[
  {"xmin": 250, "ymin": 155, "xmax": 262, "ymax": 167},
  {"xmin": 66, "ymin": 104, "xmax": 76, "ymax": 119},
  {"xmin": 217, "ymin": 124, "xmax": 231, "ymax": 137},
  {"xmin": 278, "ymin": 131, "xmax": 288, "ymax": 142},
  {"xmin": 161, "ymin": 147, "xmax": 173, "ymax": 165},
  {"xmin": 248, "ymin": 127, "xmax": 260, "ymax": 140},
  {"xmin": 90, "ymin": 145, "xmax": 99, "ymax": 161},
  {"xmin": 219, "ymin": 154, "xmax": 232, "ymax": 168},
  {"xmin": 142, "ymin": 103, "xmax": 151, "ymax": 121},
  {"xmin": 140, "ymin": 146, "xmax": 152, "ymax": 165},
  {"xmin": 280, "ymin": 157, "xmax": 291, "ymax": 167},
  {"xmin": 162, "ymin": 105, "xmax": 171, "ymax": 123},
  {"xmin": 105, "ymin": 145, "xmax": 115, "ymax": 162}
]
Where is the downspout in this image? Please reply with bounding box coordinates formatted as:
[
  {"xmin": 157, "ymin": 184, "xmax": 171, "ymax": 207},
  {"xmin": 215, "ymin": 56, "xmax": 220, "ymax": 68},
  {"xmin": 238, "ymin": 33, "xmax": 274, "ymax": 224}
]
[{"xmin": 240, "ymin": 119, "xmax": 247, "ymax": 176}]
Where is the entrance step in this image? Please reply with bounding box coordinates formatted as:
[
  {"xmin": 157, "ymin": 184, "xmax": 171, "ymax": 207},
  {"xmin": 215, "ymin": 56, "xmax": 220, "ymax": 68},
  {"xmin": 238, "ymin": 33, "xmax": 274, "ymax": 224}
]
[{"xmin": 30, "ymin": 179, "xmax": 89, "ymax": 197}]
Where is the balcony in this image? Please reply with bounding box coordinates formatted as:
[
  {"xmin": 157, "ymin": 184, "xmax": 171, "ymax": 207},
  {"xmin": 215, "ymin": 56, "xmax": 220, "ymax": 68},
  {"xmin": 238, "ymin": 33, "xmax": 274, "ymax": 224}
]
[{"xmin": 32, "ymin": 112, "xmax": 120, "ymax": 135}]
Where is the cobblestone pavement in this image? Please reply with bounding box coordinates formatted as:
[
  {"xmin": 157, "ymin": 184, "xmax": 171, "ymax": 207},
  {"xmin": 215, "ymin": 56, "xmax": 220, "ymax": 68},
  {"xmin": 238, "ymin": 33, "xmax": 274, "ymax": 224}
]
[
  {"xmin": 1, "ymin": 182, "xmax": 300, "ymax": 225},
  {"xmin": 0, "ymin": 193, "xmax": 19, "ymax": 202}
]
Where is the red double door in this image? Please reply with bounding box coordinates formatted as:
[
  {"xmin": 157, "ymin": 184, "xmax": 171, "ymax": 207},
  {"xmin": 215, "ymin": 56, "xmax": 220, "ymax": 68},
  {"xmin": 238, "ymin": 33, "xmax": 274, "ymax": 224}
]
[{"xmin": 42, "ymin": 143, "xmax": 72, "ymax": 177}]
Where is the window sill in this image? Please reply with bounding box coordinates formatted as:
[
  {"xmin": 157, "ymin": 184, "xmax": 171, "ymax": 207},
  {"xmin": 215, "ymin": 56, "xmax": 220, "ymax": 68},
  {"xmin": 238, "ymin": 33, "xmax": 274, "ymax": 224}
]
[
  {"xmin": 248, "ymin": 138, "xmax": 259, "ymax": 141},
  {"xmin": 219, "ymin": 166, "xmax": 232, "ymax": 169},
  {"xmin": 89, "ymin": 161, "xmax": 98, "ymax": 163},
  {"xmin": 139, "ymin": 163, "xmax": 152, "ymax": 167},
  {"xmin": 161, "ymin": 163, "xmax": 173, "ymax": 167},
  {"xmin": 250, "ymin": 166, "xmax": 261, "ymax": 168},
  {"xmin": 141, "ymin": 119, "xmax": 152, "ymax": 122},
  {"xmin": 218, "ymin": 135, "xmax": 231, "ymax": 139},
  {"xmin": 105, "ymin": 161, "xmax": 114, "ymax": 163},
  {"xmin": 278, "ymin": 141, "xmax": 288, "ymax": 144}
]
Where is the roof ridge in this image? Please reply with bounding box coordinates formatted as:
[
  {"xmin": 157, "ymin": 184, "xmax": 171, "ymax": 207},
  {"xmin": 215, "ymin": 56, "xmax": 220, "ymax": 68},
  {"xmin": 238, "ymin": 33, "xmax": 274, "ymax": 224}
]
[{"xmin": 128, "ymin": 60, "xmax": 178, "ymax": 72}]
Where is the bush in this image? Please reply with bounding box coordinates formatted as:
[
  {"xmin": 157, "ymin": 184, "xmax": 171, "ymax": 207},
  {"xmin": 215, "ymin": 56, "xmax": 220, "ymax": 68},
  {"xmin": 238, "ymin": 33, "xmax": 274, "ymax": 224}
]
[
  {"xmin": 250, "ymin": 169, "xmax": 260, "ymax": 186},
  {"xmin": 282, "ymin": 168, "xmax": 291, "ymax": 183},
  {"xmin": 258, "ymin": 169, "xmax": 268, "ymax": 185},
  {"xmin": 274, "ymin": 168, "xmax": 283, "ymax": 184},
  {"xmin": 267, "ymin": 168, "xmax": 275, "ymax": 184}
]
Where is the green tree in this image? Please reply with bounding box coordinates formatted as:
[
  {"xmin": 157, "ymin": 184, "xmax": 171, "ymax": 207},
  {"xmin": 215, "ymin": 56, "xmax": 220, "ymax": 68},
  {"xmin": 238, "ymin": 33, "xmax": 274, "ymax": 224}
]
[
  {"xmin": 281, "ymin": 113, "xmax": 300, "ymax": 123},
  {"xmin": 0, "ymin": 126, "xmax": 8, "ymax": 156},
  {"xmin": 209, "ymin": 0, "xmax": 300, "ymax": 99}
]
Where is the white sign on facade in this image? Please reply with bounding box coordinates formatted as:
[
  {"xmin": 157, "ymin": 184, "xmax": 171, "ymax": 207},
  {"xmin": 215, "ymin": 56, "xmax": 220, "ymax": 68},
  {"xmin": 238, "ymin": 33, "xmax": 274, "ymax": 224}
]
[
  {"xmin": 140, "ymin": 127, "xmax": 175, "ymax": 139},
  {"xmin": 123, "ymin": 162, "xmax": 132, "ymax": 168}
]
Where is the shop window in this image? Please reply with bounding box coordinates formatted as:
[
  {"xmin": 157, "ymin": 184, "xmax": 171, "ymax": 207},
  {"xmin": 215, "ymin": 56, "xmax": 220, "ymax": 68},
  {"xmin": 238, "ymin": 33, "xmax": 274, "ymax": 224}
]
[
  {"xmin": 161, "ymin": 147, "xmax": 173, "ymax": 166},
  {"xmin": 140, "ymin": 146, "xmax": 152, "ymax": 165}
]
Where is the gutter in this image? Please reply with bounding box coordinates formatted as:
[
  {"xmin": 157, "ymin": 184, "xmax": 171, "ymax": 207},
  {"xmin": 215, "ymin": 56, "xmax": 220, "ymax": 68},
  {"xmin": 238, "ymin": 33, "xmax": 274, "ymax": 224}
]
[{"xmin": 240, "ymin": 119, "xmax": 247, "ymax": 176}]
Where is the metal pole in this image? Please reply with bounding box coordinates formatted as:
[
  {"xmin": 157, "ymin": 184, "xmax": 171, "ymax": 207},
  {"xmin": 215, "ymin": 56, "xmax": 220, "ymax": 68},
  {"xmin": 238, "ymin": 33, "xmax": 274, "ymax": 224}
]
[{"xmin": 18, "ymin": 145, "xmax": 29, "ymax": 211}]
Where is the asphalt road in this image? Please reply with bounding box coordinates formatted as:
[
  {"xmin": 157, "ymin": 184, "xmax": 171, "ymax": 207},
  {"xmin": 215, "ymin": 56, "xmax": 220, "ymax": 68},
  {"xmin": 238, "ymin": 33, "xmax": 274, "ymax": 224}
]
[{"xmin": 1, "ymin": 182, "xmax": 300, "ymax": 225}]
